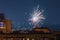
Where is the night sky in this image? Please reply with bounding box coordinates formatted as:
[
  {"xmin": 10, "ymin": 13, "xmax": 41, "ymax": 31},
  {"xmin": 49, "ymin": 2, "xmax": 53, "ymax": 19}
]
[{"xmin": 0, "ymin": 0, "xmax": 60, "ymax": 31}]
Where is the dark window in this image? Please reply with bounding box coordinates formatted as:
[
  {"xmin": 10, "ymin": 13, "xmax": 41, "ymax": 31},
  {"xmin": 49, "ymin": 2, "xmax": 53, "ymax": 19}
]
[
  {"xmin": 56, "ymin": 34, "xmax": 60, "ymax": 40},
  {"xmin": 50, "ymin": 38, "xmax": 54, "ymax": 40}
]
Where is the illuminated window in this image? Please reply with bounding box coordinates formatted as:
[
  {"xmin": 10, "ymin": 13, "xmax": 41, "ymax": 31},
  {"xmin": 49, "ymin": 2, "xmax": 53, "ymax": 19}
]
[
  {"xmin": 0, "ymin": 22, "xmax": 4, "ymax": 27},
  {"xmin": 23, "ymin": 38, "xmax": 25, "ymax": 40},
  {"xmin": 27, "ymin": 38, "xmax": 29, "ymax": 40},
  {"xmin": 32, "ymin": 39, "xmax": 35, "ymax": 40}
]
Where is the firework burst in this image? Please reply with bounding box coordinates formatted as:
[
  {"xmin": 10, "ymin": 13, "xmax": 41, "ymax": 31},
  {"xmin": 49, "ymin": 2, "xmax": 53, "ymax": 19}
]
[{"xmin": 29, "ymin": 5, "xmax": 45, "ymax": 27}]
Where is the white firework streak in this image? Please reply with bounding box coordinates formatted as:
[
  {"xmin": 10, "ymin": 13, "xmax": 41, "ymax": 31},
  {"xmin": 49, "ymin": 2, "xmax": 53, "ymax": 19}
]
[{"xmin": 29, "ymin": 5, "xmax": 45, "ymax": 27}]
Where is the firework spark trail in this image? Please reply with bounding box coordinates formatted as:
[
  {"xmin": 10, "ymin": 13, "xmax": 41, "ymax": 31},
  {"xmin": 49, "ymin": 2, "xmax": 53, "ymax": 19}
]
[{"xmin": 29, "ymin": 5, "xmax": 45, "ymax": 27}]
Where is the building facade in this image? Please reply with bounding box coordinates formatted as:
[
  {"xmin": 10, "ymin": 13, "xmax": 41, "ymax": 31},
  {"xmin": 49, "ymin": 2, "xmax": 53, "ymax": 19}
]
[{"xmin": 0, "ymin": 13, "xmax": 60, "ymax": 40}]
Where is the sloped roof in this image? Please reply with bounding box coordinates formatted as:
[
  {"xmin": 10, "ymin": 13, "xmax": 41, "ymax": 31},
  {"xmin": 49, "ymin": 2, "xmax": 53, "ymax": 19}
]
[{"xmin": 28, "ymin": 27, "xmax": 51, "ymax": 34}]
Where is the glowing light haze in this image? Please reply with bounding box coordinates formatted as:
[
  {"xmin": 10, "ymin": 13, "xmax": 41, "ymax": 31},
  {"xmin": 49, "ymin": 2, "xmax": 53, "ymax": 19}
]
[{"xmin": 29, "ymin": 5, "xmax": 45, "ymax": 27}]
